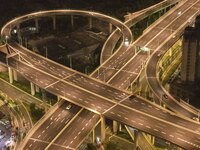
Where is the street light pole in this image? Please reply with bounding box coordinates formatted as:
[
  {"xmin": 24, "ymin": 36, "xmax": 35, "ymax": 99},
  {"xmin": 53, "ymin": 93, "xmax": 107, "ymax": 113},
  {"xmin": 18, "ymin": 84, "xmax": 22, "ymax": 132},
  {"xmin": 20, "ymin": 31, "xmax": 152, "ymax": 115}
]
[
  {"xmin": 67, "ymin": 55, "xmax": 72, "ymax": 68},
  {"xmin": 5, "ymin": 35, "xmax": 8, "ymax": 44},
  {"xmin": 186, "ymin": 98, "xmax": 189, "ymax": 104},
  {"xmin": 45, "ymin": 46, "xmax": 48, "ymax": 58},
  {"xmin": 160, "ymin": 94, "xmax": 163, "ymax": 107}
]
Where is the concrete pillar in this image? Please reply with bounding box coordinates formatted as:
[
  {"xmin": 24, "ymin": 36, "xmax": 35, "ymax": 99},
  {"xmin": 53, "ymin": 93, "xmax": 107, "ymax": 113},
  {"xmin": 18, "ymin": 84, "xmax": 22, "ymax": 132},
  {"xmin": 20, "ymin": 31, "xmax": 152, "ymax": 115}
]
[
  {"xmin": 41, "ymin": 89, "xmax": 47, "ymax": 101},
  {"xmin": 179, "ymin": 38, "xmax": 182, "ymax": 46},
  {"xmin": 144, "ymin": 86, "xmax": 149, "ymax": 98},
  {"xmin": 119, "ymin": 124, "xmax": 122, "ymax": 132},
  {"xmin": 52, "ymin": 16, "xmax": 56, "ymax": 30},
  {"xmin": 71, "ymin": 15, "xmax": 74, "ymax": 28},
  {"xmin": 8, "ymin": 67, "xmax": 13, "ymax": 84},
  {"xmin": 35, "ymin": 85, "xmax": 40, "ymax": 93},
  {"xmin": 16, "ymin": 24, "xmax": 21, "ymax": 41},
  {"xmin": 57, "ymin": 96, "xmax": 61, "ymax": 101},
  {"xmin": 177, "ymin": 147, "xmax": 182, "ymax": 150},
  {"xmin": 100, "ymin": 115, "xmax": 105, "ymax": 141},
  {"xmin": 30, "ymin": 82, "xmax": 35, "ymax": 95},
  {"xmin": 159, "ymin": 11, "xmax": 161, "ymax": 18},
  {"xmin": 163, "ymin": 8, "xmax": 166, "ymax": 14},
  {"xmin": 150, "ymin": 135, "xmax": 155, "ymax": 145},
  {"xmin": 169, "ymin": 48, "xmax": 172, "ymax": 57},
  {"xmin": 136, "ymin": 76, "xmax": 140, "ymax": 88},
  {"xmin": 146, "ymin": 134, "xmax": 152, "ymax": 142},
  {"xmin": 35, "ymin": 18, "xmax": 39, "ymax": 33},
  {"xmin": 113, "ymin": 120, "xmax": 118, "ymax": 134},
  {"xmin": 16, "ymin": 24, "xmax": 22, "ymax": 45},
  {"xmin": 24, "ymin": 37, "xmax": 28, "ymax": 48},
  {"xmin": 109, "ymin": 23, "xmax": 112, "ymax": 33},
  {"xmin": 92, "ymin": 129, "xmax": 95, "ymax": 144},
  {"xmin": 147, "ymin": 20, "xmax": 149, "ymax": 28},
  {"xmin": 134, "ymin": 130, "xmax": 139, "ymax": 150},
  {"xmin": 147, "ymin": 16, "xmax": 151, "ymax": 28},
  {"xmin": 13, "ymin": 70, "xmax": 18, "ymax": 81},
  {"xmin": 89, "ymin": 17, "xmax": 92, "ymax": 29},
  {"xmin": 159, "ymin": 62, "xmax": 164, "ymax": 71}
]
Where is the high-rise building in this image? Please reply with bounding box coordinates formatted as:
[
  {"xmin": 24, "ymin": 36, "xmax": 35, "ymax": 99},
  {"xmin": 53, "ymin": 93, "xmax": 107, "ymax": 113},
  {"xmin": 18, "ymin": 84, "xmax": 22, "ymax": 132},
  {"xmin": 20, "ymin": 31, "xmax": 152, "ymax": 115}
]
[{"xmin": 181, "ymin": 16, "xmax": 200, "ymax": 84}]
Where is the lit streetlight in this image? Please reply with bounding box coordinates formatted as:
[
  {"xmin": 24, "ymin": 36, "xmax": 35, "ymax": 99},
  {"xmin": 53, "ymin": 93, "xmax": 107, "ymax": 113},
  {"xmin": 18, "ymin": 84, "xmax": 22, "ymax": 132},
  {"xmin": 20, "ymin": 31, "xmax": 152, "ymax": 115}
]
[
  {"xmin": 5, "ymin": 35, "xmax": 9, "ymax": 44},
  {"xmin": 124, "ymin": 37, "xmax": 129, "ymax": 47}
]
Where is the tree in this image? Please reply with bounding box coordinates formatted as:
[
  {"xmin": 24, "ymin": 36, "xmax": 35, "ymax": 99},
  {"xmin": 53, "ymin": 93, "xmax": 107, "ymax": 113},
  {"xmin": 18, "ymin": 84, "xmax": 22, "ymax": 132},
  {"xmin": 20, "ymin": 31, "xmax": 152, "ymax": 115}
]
[
  {"xmin": 106, "ymin": 141, "xmax": 118, "ymax": 150},
  {"xmin": 29, "ymin": 103, "xmax": 45, "ymax": 121},
  {"xmin": 87, "ymin": 143, "xmax": 96, "ymax": 150}
]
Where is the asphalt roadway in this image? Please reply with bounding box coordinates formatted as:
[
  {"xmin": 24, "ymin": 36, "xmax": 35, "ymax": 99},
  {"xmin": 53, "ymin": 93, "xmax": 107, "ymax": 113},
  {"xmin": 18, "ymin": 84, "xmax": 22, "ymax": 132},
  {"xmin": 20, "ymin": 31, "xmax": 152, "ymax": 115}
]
[
  {"xmin": 7, "ymin": 54, "xmax": 200, "ymax": 149},
  {"xmin": 23, "ymin": 101, "xmax": 81, "ymax": 150},
  {"xmin": 145, "ymin": 0, "xmax": 200, "ymax": 118},
  {"xmin": 2, "ymin": 0, "xmax": 198, "ymax": 147}
]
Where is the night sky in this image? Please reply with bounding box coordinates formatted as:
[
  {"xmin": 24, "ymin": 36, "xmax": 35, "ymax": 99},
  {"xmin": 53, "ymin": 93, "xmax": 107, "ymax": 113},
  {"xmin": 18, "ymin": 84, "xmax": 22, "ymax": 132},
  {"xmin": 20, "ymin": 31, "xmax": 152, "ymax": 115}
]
[{"xmin": 0, "ymin": 0, "xmax": 162, "ymax": 27}]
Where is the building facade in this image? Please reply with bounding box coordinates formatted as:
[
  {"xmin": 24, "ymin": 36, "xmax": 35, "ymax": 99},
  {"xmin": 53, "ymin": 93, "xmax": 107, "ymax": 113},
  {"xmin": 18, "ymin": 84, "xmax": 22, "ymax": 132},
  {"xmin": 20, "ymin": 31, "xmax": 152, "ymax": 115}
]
[{"xmin": 181, "ymin": 16, "xmax": 200, "ymax": 85}]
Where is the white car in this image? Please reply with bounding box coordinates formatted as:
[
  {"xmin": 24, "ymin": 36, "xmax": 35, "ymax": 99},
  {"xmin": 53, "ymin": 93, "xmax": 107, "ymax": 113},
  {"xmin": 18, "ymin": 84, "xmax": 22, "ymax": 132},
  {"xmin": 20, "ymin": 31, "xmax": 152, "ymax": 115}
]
[
  {"xmin": 192, "ymin": 117, "xmax": 199, "ymax": 122},
  {"xmin": 66, "ymin": 104, "xmax": 72, "ymax": 110},
  {"xmin": 0, "ymin": 130, "xmax": 5, "ymax": 140}
]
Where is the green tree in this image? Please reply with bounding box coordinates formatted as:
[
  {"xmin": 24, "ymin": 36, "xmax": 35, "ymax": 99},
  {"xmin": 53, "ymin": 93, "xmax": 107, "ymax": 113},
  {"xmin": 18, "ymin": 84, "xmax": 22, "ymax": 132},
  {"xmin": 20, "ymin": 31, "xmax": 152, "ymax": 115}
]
[
  {"xmin": 29, "ymin": 103, "xmax": 45, "ymax": 121},
  {"xmin": 87, "ymin": 143, "xmax": 96, "ymax": 150},
  {"xmin": 106, "ymin": 141, "xmax": 118, "ymax": 150}
]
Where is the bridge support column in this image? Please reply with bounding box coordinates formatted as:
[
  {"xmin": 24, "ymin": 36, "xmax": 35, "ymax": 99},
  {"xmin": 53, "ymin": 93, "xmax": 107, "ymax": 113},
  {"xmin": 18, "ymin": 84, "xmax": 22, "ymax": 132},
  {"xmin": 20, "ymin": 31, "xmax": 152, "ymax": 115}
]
[
  {"xmin": 30, "ymin": 82, "xmax": 35, "ymax": 95},
  {"xmin": 147, "ymin": 16, "xmax": 151, "ymax": 27},
  {"xmin": 163, "ymin": 8, "xmax": 166, "ymax": 14},
  {"xmin": 169, "ymin": 48, "xmax": 172, "ymax": 57},
  {"xmin": 144, "ymin": 85, "xmax": 149, "ymax": 98},
  {"xmin": 119, "ymin": 123, "xmax": 122, "ymax": 132},
  {"xmin": 178, "ymin": 37, "xmax": 182, "ymax": 46},
  {"xmin": 158, "ymin": 11, "xmax": 161, "ymax": 18},
  {"xmin": 89, "ymin": 17, "xmax": 92, "ymax": 29},
  {"xmin": 13, "ymin": 70, "xmax": 18, "ymax": 81},
  {"xmin": 150, "ymin": 135, "xmax": 155, "ymax": 145},
  {"xmin": 71, "ymin": 15, "xmax": 74, "ymax": 28},
  {"xmin": 101, "ymin": 115, "xmax": 105, "ymax": 142},
  {"xmin": 35, "ymin": 85, "xmax": 40, "ymax": 93},
  {"xmin": 52, "ymin": 16, "xmax": 56, "ymax": 30},
  {"xmin": 35, "ymin": 18, "xmax": 39, "ymax": 33},
  {"xmin": 113, "ymin": 120, "xmax": 118, "ymax": 134},
  {"xmin": 8, "ymin": 67, "xmax": 13, "ymax": 84},
  {"xmin": 92, "ymin": 129, "xmax": 95, "ymax": 144},
  {"xmin": 16, "ymin": 24, "xmax": 21, "ymax": 42},
  {"xmin": 41, "ymin": 89, "xmax": 47, "ymax": 101},
  {"xmin": 67, "ymin": 55, "xmax": 73, "ymax": 68},
  {"xmin": 109, "ymin": 23, "xmax": 112, "ymax": 34},
  {"xmin": 57, "ymin": 96, "xmax": 61, "ymax": 101},
  {"xmin": 134, "ymin": 130, "xmax": 139, "ymax": 150},
  {"xmin": 177, "ymin": 147, "xmax": 182, "ymax": 150}
]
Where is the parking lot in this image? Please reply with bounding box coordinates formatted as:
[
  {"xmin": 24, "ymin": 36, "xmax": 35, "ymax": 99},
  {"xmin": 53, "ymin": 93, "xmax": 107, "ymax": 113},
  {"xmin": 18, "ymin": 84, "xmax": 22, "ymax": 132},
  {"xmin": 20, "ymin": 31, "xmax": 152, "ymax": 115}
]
[{"xmin": 0, "ymin": 117, "xmax": 13, "ymax": 149}]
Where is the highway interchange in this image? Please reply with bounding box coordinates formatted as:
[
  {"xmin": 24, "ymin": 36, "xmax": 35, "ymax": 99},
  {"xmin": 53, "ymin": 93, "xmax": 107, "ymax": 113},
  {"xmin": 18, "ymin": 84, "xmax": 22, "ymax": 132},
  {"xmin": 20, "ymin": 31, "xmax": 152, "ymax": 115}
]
[{"xmin": 1, "ymin": 0, "xmax": 200, "ymax": 149}]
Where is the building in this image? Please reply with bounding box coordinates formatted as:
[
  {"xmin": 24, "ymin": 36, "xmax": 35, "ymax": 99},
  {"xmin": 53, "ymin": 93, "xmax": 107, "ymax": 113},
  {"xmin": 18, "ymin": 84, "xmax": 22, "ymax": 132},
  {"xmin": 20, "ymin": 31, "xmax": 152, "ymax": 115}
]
[
  {"xmin": 181, "ymin": 16, "xmax": 200, "ymax": 85},
  {"xmin": 169, "ymin": 15, "xmax": 200, "ymax": 107}
]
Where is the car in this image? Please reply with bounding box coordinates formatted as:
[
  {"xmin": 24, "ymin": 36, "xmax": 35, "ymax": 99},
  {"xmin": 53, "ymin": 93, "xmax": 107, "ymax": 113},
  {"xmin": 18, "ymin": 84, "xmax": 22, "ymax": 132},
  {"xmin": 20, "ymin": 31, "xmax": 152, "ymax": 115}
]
[
  {"xmin": 129, "ymin": 95, "xmax": 136, "ymax": 100},
  {"xmin": 0, "ymin": 130, "xmax": 6, "ymax": 140},
  {"xmin": 163, "ymin": 94, "xmax": 168, "ymax": 99},
  {"xmin": 66, "ymin": 104, "xmax": 72, "ymax": 110},
  {"xmin": 192, "ymin": 117, "xmax": 199, "ymax": 122},
  {"xmin": 157, "ymin": 53, "xmax": 161, "ymax": 57},
  {"xmin": 1, "ymin": 119, "xmax": 11, "ymax": 129}
]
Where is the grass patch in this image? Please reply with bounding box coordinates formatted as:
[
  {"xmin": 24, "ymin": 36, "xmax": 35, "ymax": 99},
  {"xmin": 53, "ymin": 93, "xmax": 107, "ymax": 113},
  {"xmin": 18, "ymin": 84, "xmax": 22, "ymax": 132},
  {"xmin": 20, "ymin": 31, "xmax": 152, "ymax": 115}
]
[
  {"xmin": 116, "ymin": 130, "xmax": 132, "ymax": 142},
  {"xmin": 0, "ymin": 72, "xmax": 9, "ymax": 82},
  {"xmin": 161, "ymin": 57, "xmax": 181, "ymax": 85},
  {"xmin": 13, "ymin": 81, "xmax": 31, "ymax": 94},
  {"xmin": 29, "ymin": 103, "xmax": 45, "ymax": 123}
]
